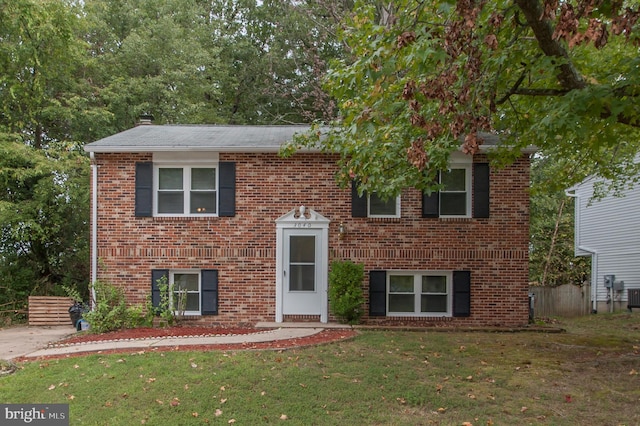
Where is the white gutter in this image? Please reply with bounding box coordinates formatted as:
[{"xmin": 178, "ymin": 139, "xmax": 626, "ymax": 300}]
[
  {"xmin": 90, "ymin": 152, "xmax": 98, "ymax": 307},
  {"xmin": 565, "ymin": 188, "xmax": 598, "ymax": 312}
]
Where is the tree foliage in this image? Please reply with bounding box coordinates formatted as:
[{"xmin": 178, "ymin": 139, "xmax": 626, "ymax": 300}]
[
  {"xmin": 0, "ymin": 0, "xmax": 345, "ymax": 308},
  {"xmin": 529, "ymin": 156, "xmax": 590, "ymax": 286},
  {"xmin": 81, "ymin": 0, "xmax": 342, "ymax": 128},
  {"xmin": 0, "ymin": 133, "xmax": 89, "ymax": 305},
  {"xmin": 285, "ymin": 0, "xmax": 640, "ymax": 198}
]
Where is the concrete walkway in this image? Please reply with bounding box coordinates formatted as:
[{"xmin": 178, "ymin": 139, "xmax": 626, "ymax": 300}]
[
  {"xmin": 0, "ymin": 325, "xmax": 75, "ymax": 361},
  {"xmin": 17, "ymin": 327, "xmax": 326, "ymax": 359},
  {"xmin": 0, "ymin": 322, "xmax": 355, "ymax": 360}
]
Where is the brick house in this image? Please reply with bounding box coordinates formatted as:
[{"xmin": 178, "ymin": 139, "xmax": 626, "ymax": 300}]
[{"xmin": 84, "ymin": 124, "xmax": 533, "ymax": 327}]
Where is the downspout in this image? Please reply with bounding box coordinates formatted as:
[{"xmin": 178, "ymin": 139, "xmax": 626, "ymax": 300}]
[
  {"xmin": 565, "ymin": 189, "xmax": 598, "ymax": 313},
  {"xmin": 90, "ymin": 152, "xmax": 98, "ymax": 308}
]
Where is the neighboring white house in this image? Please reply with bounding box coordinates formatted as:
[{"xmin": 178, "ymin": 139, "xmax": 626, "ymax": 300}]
[{"xmin": 566, "ymin": 177, "xmax": 640, "ymax": 313}]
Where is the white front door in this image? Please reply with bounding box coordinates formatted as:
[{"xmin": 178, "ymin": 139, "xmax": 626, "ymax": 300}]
[{"xmin": 282, "ymin": 228, "xmax": 323, "ymax": 316}]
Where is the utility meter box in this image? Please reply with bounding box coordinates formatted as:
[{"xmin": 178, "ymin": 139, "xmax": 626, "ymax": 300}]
[
  {"xmin": 604, "ymin": 275, "xmax": 615, "ymax": 288},
  {"xmin": 613, "ymin": 280, "xmax": 624, "ymax": 292}
]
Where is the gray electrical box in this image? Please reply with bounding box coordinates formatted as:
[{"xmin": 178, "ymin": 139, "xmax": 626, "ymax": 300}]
[
  {"xmin": 604, "ymin": 275, "xmax": 615, "ymax": 288},
  {"xmin": 614, "ymin": 280, "xmax": 624, "ymax": 292}
]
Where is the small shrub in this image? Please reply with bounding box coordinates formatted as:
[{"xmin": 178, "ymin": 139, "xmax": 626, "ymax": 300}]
[
  {"xmin": 154, "ymin": 275, "xmax": 177, "ymax": 326},
  {"xmin": 83, "ymin": 280, "xmax": 149, "ymax": 333},
  {"xmin": 328, "ymin": 260, "xmax": 365, "ymax": 324}
]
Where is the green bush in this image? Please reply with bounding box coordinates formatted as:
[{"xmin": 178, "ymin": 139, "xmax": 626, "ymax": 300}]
[
  {"xmin": 328, "ymin": 260, "xmax": 365, "ymax": 324},
  {"xmin": 83, "ymin": 280, "xmax": 151, "ymax": 333}
]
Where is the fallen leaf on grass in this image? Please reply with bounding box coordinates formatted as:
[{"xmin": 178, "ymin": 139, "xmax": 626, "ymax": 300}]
[
  {"xmin": 462, "ymin": 422, "xmax": 473, "ymax": 426},
  {"xmin": 192, "ymin": 412, "xmax": 198, "ymax": 418},
  {"xmin": 170, "ymin": 398, "xmax": 180, "ymax": 407},
  {"xmin": 521, "ymin": 406, "xmax": 528, "ymax": 413},
  {"xmin": 564, "ymin": 395, "xmax": 572, "ymax": 403},
  {"xmin": 48, "ymin": 384, "xmax": 56, "ymax": 390},
  {"xmin": 156, "ymin": 400, "xmax": 163, "ymax": 405},
  {"xmin": 629, "ymin": 369, "xmax": 638, "ymax": 375},
  {"xmin": 228, "ymin": 419, "xmax": 236, "ymax": 424},
  {"xmin": 215, "ymin": 409, "xmax": 223, "ymax": 417},
  {"xmin": 437, "ymin": 407, "xmax": 447, "ymax": 413},
  {"xmin": 280, "ymin": 414, "xmax": 288, "ymax": 420}
]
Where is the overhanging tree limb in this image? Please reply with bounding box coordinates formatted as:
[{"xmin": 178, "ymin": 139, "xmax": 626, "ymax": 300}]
[{"xmin": 514, "ymin": 0, "xmax": 639, "ymax": 128}]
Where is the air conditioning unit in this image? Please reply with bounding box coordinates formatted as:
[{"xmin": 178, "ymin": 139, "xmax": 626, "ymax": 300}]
[{"xmin": 628, "ymin": 289, "xmax": 640, "ymax": 312}]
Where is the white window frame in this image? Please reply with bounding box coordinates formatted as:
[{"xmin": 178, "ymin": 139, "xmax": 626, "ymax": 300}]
[
  {"xmin": 439, "ymin": 162, "xmax": 472, "ymax": 218},
  {"xmin": 169, "ymin": 270, "xmax": 201, "ymax": 316},
  {"xmin": 368, "ymin": 193, "xmax": 401, "ymax": 218},
  {"xmin": 387, "ymin": 271, "xmax": 452, "ymax": 317},
  {"xmin": 153, "ymin": 164, "xmax": 219, "ymax": 217}
]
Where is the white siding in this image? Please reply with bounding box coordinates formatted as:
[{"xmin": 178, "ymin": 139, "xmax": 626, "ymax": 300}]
[{"xmin": 572, "ymin": 178, "xmax": 640, "ymax": 305}]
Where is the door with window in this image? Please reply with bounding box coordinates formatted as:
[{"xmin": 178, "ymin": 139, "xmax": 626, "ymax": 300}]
[{"xmin": 282, "ymin": 229, "xmax": 323, "ymax": 316}]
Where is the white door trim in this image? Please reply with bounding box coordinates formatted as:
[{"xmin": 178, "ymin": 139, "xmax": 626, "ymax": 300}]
[{"xmin": 275, "ymin": 206, "xmax": 330, "ymax": 323}]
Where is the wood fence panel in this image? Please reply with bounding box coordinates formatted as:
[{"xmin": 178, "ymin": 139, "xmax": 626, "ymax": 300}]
[
  {"xmin": 529, "ymin": 284, "xmax": 591, "ymax": 318},
  {"xmin": 28, "ymin": 296, "xmax": 74, "ymax": 326}
]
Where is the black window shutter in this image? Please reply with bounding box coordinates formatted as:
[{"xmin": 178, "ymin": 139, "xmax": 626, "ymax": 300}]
[
  {"xmin": 351, "ymin": 180, "xmax": 368, "ymax": 217},
  {"xmin": 135, "ymin": 162, "xmax": 153, "ymax": 217},
  {"xmin": 219, "ymin": 162, "xmax": 236, "ymax": 217},
  {"xmin": 473, "ymin": 163, "xmax": 490, "ymax": 218},
  {"xmin": 369, "ymin": 270, "xmax": 387, "ymax": 316},
  {"xmin": 422, "ymin": 190, "xmax": 440, "ymax": 218},
  {"xmin": 452, "ymin": 270, "xmax": 471, "ymax": 317},
  {"xmin": 151, "ymin": 269, "xmax": 169, "ymax": 310},
  {"xmin": 201, "ymin": 269, "xmax": 219, "ymax": 315}
]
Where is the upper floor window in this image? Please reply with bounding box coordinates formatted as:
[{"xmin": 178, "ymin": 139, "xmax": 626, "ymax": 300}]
[
  {"xmin": 368, "ymin": 193, "xmax": 401, "ymax": 218},
  {"xmin": 439, "ymin": 165, "xmax": 471, "ymax": 217},
  {"xmin": 156, "ymin": 166, "xmax": 217, "ymax": 216}
]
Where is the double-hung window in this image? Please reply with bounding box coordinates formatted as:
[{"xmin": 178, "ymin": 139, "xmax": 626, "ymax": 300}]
[
  {"xmin": 171, "ymin": 271, "xmax": 201, "ymax": 315},
  {"xmin": 155, "ymin": 166, "xmax": 218, "ymax": 216},
  {"xmin": 368, "ymin": 193, "xmax": 401, "ymax": 218},
  {"xmin": 439, "ymin": 164, "xmax": 471, "ymax": 217},
  {"xmin": 388, "ymin": 272, "xmax": 451, "ymax": 316}
]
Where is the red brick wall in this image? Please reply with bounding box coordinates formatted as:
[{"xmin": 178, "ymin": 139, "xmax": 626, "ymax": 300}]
[{"xmin": 91, "ymin": 151, "xmax": 530, "ymax": 327}]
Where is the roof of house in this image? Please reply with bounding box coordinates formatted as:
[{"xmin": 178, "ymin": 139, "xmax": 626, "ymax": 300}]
[
  {"xmin": 83, "ymin": 125, "xmax": 312, "ymax": 153},
  {"xmin": 83, "ymin": 124, "xmax": 534, "ymax": 154}
]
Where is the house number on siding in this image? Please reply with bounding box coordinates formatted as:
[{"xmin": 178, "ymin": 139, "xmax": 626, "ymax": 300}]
[{"xmin": 294, "ymin": 222, "xmax": 312, "ymax": 228}]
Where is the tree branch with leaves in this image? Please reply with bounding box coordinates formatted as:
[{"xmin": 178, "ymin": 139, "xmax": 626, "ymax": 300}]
[{"xmin": 285, "ymin": 0, "xmax": 640, "ymax": 197}]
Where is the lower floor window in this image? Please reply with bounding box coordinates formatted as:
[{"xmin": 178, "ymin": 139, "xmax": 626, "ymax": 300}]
[
  {"xmin": 171, "ymin": 271, "xmax": 201, "ymax": 315},
  {"xmin": 388, "ymin": 272, "xmax": 451, "ymax": 316}
]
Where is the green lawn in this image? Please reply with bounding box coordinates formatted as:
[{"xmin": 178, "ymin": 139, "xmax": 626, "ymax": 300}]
[{"xmin": 1, "ymin": 313, "xmax": 639, "ymax": 425}]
